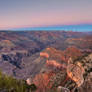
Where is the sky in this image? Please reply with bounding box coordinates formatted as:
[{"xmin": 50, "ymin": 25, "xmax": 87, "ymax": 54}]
[{"xmin": 0, "ymin": 0, "xmax": 92, "ymax": 31}]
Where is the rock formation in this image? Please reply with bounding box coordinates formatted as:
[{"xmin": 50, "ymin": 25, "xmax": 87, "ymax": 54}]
[{"xmin": 31, "ymin": 47, "xmax": 92, "ymax": 92}]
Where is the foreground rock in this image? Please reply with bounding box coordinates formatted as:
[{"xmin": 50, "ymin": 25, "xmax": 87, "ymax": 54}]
[{"xmin": 26, "ymin": 47, "xmax": 92, "ymax": 92}]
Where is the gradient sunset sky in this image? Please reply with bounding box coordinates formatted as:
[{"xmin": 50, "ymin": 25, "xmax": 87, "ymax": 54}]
[{"xmin": 0, "ymin": 0, "xmax": 92, "ymax": 31}]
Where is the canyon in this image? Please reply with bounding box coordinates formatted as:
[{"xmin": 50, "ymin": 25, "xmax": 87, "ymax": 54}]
[{"xmin": 0, "ymin": 31, "xmax": 92, "ymax": 92}]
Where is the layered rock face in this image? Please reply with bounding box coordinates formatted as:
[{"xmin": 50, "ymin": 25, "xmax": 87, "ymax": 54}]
[{"xmin": 27, "ymin": 47, "xmax": 92, "ymax": 92}]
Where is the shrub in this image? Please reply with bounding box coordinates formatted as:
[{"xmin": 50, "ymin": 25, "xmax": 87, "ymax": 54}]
[{"xmin": 0, "ymin": 71, "xmax": 37, "ymax": 92}]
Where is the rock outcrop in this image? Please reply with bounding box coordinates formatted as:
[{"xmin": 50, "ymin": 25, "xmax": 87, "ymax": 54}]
[{"xmin": 29, "ymin": 47, "xmax": 92, "ymax": 92}]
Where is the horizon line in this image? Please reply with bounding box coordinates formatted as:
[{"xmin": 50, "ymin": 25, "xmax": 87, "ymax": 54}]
[
  {"xmin": 0, "ymin": 24, "xmax": 92, "ymax": 32},
  {"xmin": 0, "ymin": 23, "xmax": 92, "ymax": 30}
]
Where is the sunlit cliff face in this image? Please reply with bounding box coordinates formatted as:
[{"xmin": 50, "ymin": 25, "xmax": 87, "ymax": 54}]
[
  {"xmin": 40, "ymin": 47, "xmax": 82, "ymax": 70},
  {"xmin": 46, "ymin": 60, "xmax": 66, "ymax": 69},
  {"xmin": 40, "ymin": 52, "xmax": 49, "ymax": 58},
  {"xmin": 40, "ymin": 47, "xmax": 85, "ymax": 87},
  {"xmin": 67, "ymin": 58, "xmax": 84, "ymax": 87},
  {"xmin": 40, "ymin": 47, "xmax": 67, "ymax": 69},
  {"xmin": 67, "ymin": 64, "xmax": 84, "ymax": 87},
  {"xmin": 41, "ymin": 47, "xmax": 82, "ymax": 62}
]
